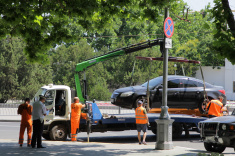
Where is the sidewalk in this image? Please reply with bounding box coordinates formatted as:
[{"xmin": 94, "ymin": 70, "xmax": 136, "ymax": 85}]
[{"xmin": 0, "ymin": 139, "xmax": 207, "ymax": 156}]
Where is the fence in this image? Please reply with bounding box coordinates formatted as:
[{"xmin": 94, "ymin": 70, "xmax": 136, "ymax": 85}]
[
  {"xmin": 0, "ymin": 102, "xmax": 134, "ymax": 116},
  {"xmin": 2, "ymin": 101, "xmax": 234, "ymax": 116},
  {"xmin": 0, "ymin": 103, "xmax": 20, "ymax": 115}
]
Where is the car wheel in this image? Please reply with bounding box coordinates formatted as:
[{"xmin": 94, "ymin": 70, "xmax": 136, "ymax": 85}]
[
  {"xmin": 42, "ymin": 133, "xmax": 51, "ymax": 140},
  {"xmin": 199, "ymin": 98, "xmax": 212, "ymax": 114},
  {"xmin": 50, "ymin": 124, "xmax": 68, "ymax": 141},
  {"xmin": 204, "ymin": 142, "xmax": 226, "ymax": 153},
  {"xmin": 134, "ymin": 96, "xmax": 148, "ymax": 109}
]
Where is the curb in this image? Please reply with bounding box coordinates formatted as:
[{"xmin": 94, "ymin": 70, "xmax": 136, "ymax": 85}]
[{"xmin": 0, "ymin": 120, "xmax": 20, "ymax": 122}]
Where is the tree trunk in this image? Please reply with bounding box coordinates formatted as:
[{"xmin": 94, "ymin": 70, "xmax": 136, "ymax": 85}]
[{"xmin": 222, "ymin": 0, "xmax": 235, "ymax": 38}]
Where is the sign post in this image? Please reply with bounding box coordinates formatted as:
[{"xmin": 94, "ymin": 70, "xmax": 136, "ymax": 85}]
[{"xmin": 155, "ymin": 8, "xmax": 174, "ymax": 150}]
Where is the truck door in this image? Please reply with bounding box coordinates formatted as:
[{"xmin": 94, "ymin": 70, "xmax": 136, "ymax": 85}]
[{"xmin": 44, "ymin": 90, "xmax": 55, "ymax": 122}]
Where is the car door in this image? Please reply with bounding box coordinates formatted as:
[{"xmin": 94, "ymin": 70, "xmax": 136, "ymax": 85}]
[
  {"xmin": 179, "ymin": 78, "xmax": 199, "ymax": 109},
  {"xmin": 167, "ymin": 79, "xmax": 181, "ymax": 108},
  {"xmin": 150, "ymin": 85, "xmax": 163, "ymax": 108}
]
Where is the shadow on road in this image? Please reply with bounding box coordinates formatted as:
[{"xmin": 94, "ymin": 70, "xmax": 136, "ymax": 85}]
[
  {"xmin": 77, "ymin": 133, "xmax": 202, "ymax": 144},
  {"xmin": 0, "ymin": 141, "xmax": 160, "ymax": 156}
]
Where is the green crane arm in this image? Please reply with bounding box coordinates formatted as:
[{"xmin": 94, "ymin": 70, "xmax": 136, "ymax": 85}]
[{"xmin": 75, "ymin": 38, "xmax": 164, "ymax": 103}]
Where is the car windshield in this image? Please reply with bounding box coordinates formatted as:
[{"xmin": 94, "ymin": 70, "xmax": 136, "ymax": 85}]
[{"xmin": 141, "ymin": 77, "xmax": 162, "ymax": 88}]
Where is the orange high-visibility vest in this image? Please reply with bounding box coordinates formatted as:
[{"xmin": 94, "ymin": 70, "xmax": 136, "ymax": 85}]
[
  {"xmin": 206, "ymin": 100, "xmax": 223, "ymax": 117},
  {"xmin": 135, "ymin": 107, "xmax": 147, "ymax": 124}
]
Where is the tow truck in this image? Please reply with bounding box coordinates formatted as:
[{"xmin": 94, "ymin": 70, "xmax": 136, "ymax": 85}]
[{"xmin": 33, "ymin": 38, "xmax": 210, "ymax": 141}]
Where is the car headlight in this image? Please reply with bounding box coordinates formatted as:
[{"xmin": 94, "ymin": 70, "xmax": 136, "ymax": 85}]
[
  {"xmin": 120, "ymin": 91, "xmax": 134, "ymax": 97},
  {"xmin": 222, "ymin": 124, "xmax": 227, "ymax": 130}
]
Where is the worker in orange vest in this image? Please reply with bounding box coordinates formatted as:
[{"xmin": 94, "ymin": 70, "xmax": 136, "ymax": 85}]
[
  {"xmin": 135, "ymin": 101, "xmax": 149, "ymax": 145},
  {"xmin": 17, "ymin": 98, "xmax": 33, "ymax": 147},
  {"xmin": 71, "ymin": 97, "xmax": 85, "ymax": 141},
  {"xmin": 206, "ymin": 96, "xmax": 224, "ymax": 118}
]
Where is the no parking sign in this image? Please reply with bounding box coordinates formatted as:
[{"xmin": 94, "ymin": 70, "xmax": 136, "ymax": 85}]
[{"xmin": 164, "ymin": 17, "xmax": 174, "ymax": 38}]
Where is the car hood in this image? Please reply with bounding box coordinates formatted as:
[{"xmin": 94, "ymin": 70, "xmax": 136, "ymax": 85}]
[
  {"xmin": 200, "ymin": 116, "xmax": 235, "ymax": 124},
  {"xmin": 114, "ymin": 85, "xmax": 146, "ymax": 93}
]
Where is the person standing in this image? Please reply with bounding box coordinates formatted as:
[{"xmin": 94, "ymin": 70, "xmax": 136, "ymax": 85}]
[
  {"xmin": 31, "ymin": 96, "xmax": 47, "ymax": 148},
  {"xmin": 206, "ymin": 96, "xmax": 224, "ymax": 118},
  {"xmin": 135, "ymin": 101, "xmax": 148, "ymax": 145},
  {"xmin": 71, "ymin": 97, "xmax": 85, "ymax": 141},
  {"xmin": 18, "ymin": 98, "xmax": 33, "ymax": 147}
]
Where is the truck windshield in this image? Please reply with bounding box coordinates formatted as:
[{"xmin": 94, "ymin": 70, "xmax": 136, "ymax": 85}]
[{"xmin": 33, "ymin": 88, "xmax": 47, "ymax": 102}]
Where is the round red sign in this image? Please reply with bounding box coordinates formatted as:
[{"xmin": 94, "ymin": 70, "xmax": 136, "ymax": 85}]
[{"xmin": 164, "ymin": 17, "xmax": 174, "ymax": 38}]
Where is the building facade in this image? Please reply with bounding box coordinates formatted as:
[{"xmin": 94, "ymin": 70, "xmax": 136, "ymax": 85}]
[{"xmin": 195, "ymin": 59, "xmax": 235, "ymax": 100}]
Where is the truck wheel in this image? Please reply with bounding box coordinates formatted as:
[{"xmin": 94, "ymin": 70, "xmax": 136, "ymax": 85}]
[
  {"xmin": 50, "ymin": 124, "xmax": 68, "ymax": 141},
  {"xmin": 42, "ymin": 133, "xmax": 51, "ymax": 140},
  {"xmin": 173, "ymin": 123, "xmax": 183, "ymax": 138},
  {"xmin": 204, "ymin": 142, "xmax": 226, "ymax": 153},
  {"xmin": 151, "ymin": 129, "xmax": 157, "ymax": 135}
]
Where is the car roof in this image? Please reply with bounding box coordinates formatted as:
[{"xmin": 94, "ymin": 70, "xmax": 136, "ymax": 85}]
[{"xmin": 157, "ymin": 75, "xmax": 192, "ymax": 80}]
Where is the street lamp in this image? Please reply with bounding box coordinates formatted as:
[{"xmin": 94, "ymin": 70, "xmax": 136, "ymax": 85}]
[{"xmin": 174, "ymin": 64, "xmax": 177, "ymax": 75}]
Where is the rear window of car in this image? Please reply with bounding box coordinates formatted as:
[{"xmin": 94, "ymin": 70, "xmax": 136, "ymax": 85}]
[
  {"xmin": 183, "ymin": 79, "xmax": 198, "ymax": 88},
  {"xmin": 189, "ymin": 78, "xmax": 213, "ymax": 88}
]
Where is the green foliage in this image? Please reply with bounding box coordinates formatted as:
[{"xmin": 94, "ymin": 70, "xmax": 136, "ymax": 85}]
[
  {"xmin": 0, "ymin": 0, "xmax": 228, "ymax": 102},
  {"xmin": 0, "ymin": 36, "xmax": 52, "ymax": 103},
  {"xmin": 0, "ymin": 0, "xmax": 175, "ymax": 62},
  {"xmin": 211, "ymin": 0, "xmax": 235, "ymax": 64}
]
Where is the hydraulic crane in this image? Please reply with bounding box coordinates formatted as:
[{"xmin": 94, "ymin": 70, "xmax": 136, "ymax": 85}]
[{"xmin": 74, "ymin": 38, "xmax": 164, "ymax": 104}]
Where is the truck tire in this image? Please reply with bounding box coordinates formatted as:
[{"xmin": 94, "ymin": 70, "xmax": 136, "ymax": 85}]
[
  {"xmin": 42, "ymin": 133, "xmax": 51, "ymax": 140},
  {"xmin": 50, "ymin": 124, "xmax": 68, "ymax": 141},
  {"xmin": 204, "ymin": 142, "xmax": 226, "ymax": 153},
  {"xmin": 151, "ymin": 129, "xmax": 157, "ymax": 135},
  {"xmin": 173, "ymin": 123, "xmax": 183, "ymax": 138}
]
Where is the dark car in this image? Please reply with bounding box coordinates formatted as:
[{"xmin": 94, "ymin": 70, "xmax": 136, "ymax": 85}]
[
  {"xmin": 199, "ymin": 109, "xmax": 235, "ymax": 153},
  {"xmin": 111, "ymin": 75, "xmax": 226, "ymax": 112}
]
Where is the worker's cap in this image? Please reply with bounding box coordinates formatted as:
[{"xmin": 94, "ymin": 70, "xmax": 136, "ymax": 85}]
[
  {"xmin": 74, "ymin": 97, "xmax": 79, "ymax": 101},
  {"xmin": 138, "ymin": 101, "xmax": 143, "ymax": 105}
]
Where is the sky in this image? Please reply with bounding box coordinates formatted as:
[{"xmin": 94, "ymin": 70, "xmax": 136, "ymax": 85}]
[{"xmin": 184, "ymin": 0, "xmax": 235, "ymax": 11}]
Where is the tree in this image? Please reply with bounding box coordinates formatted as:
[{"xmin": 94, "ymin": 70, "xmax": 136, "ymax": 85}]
[
  {"xmin": 0, "ymin": 36, "xmax": 52, "ymax": 102},
  {"xmin": 211, "ymin": 0, "xmax": 235, "ymax": 64},
  {"xmin": 0, "ymin": 0, "xmax": 175, "ymax": 62}
]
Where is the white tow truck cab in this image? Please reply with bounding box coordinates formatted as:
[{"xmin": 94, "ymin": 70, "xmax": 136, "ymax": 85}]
[{"xmin": 33, "ymin": 84, "xmax": 75, "ymax": 141}]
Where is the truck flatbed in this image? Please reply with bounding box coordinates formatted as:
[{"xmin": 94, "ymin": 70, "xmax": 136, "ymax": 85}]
[{"xmin": 79, "ymin": 103, "xmax": 208, "ymax": 135}]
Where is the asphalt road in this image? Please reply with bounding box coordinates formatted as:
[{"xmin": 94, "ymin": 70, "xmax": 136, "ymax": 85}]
[{"xmin": 1, "ymin": 122, "xmax": 234, "ymax": 155}]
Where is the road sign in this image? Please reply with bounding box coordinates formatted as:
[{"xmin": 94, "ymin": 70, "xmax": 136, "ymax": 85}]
[
  {"xmin": 164, "ymin": 17, "xmax": 174, "ymax": 38},
  {"xmin": 165, "ymin": 38, "xmax": 172, "ymax": 49}
]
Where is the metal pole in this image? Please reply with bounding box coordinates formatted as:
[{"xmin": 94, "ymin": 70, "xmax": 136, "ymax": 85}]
[
  {"xmin": 156, "ymin": 7, "xmax": 174, "ymax": 150},
  {"xmin": 159, "ymin": 8, "xmax": 170, "ymax": 120}
]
